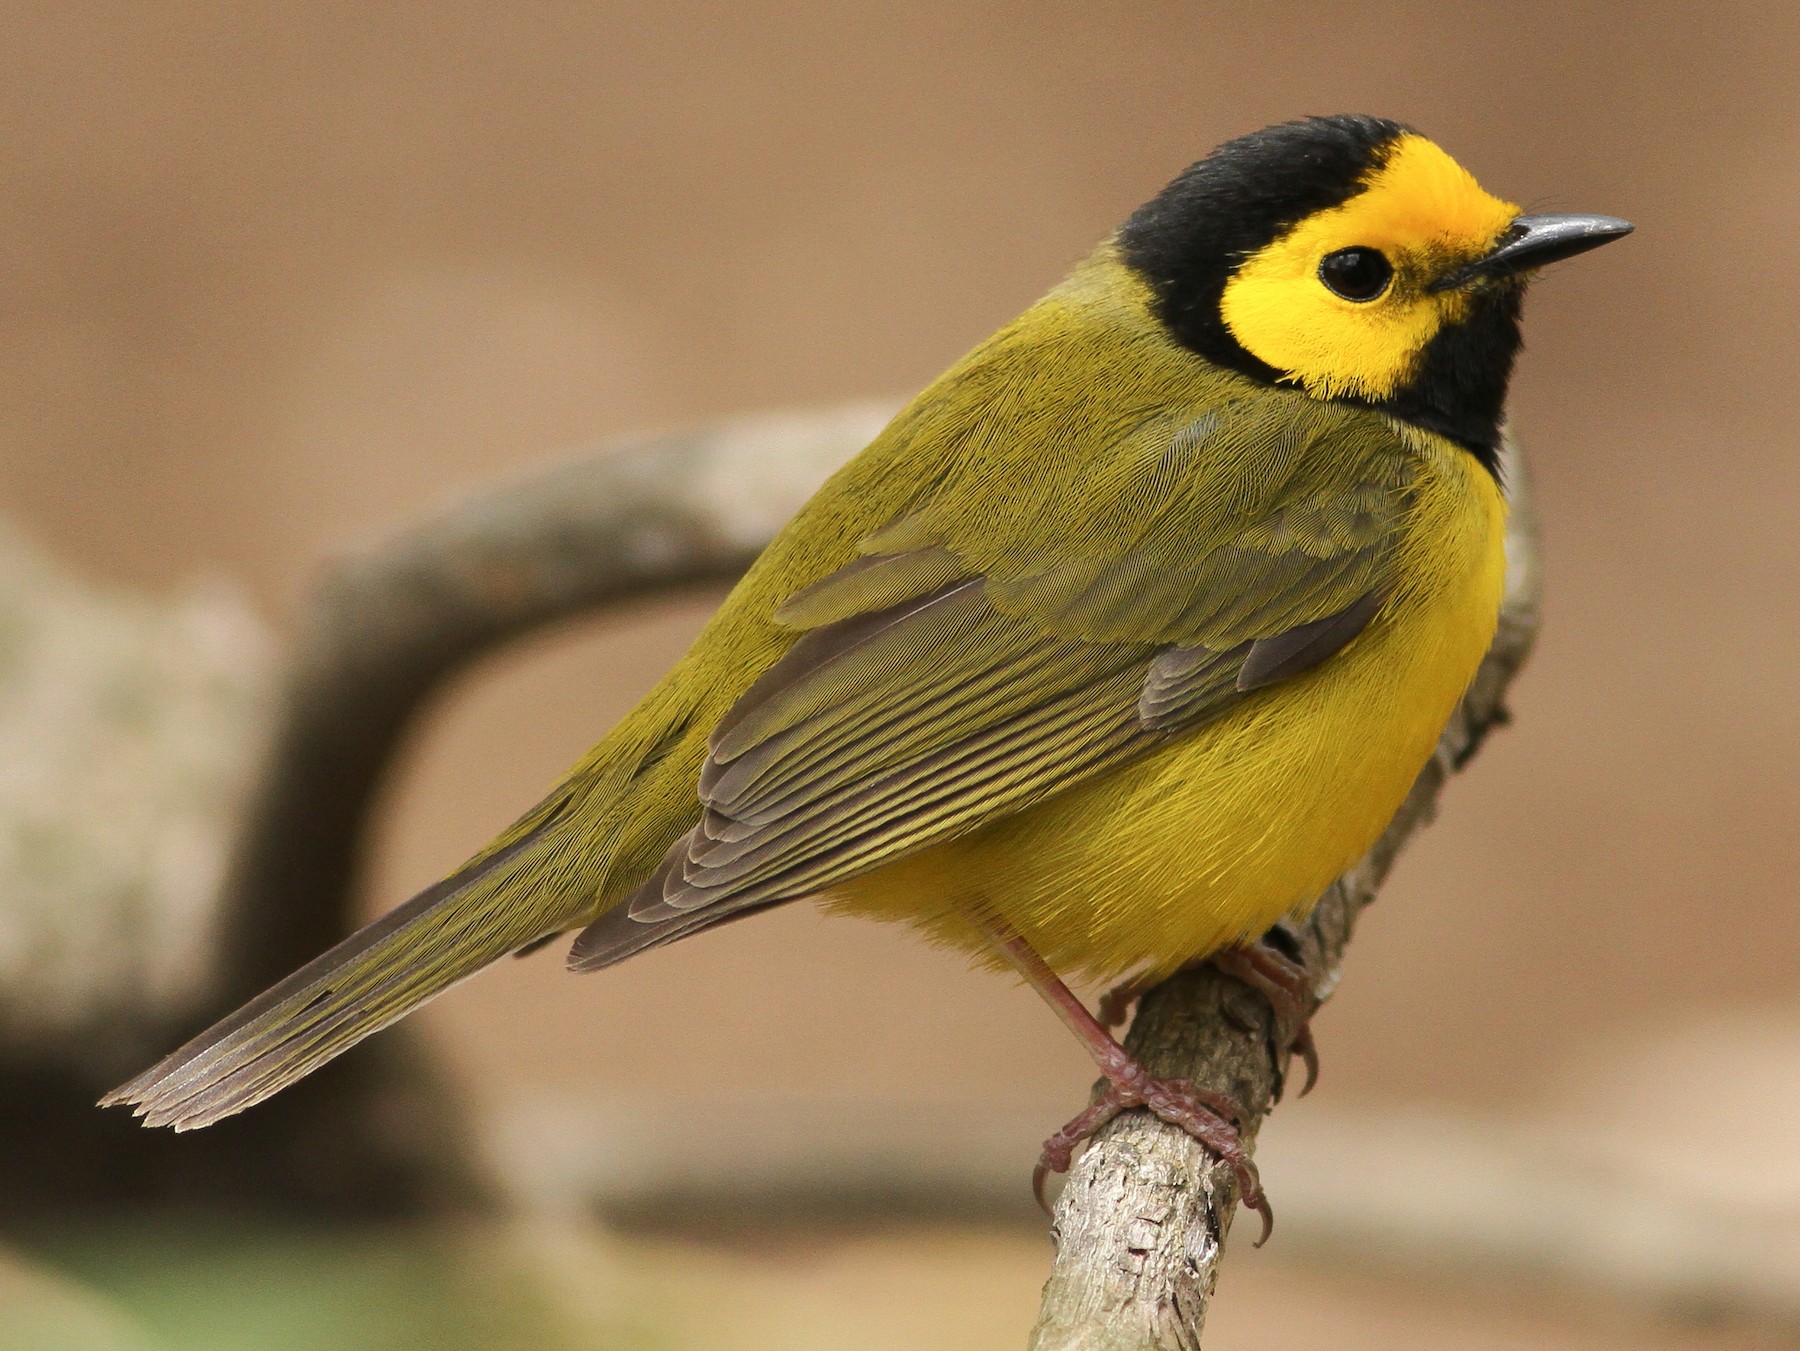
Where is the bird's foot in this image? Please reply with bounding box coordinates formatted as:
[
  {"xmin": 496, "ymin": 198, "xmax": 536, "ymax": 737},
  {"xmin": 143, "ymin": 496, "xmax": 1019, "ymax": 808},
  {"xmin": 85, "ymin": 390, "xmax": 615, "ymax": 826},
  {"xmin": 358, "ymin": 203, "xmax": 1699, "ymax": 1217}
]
[
  {"xmin": 1099, "ymin": 943, "xmax": 1320, "ymax": 1096},
  {"xmin": 967, "ymin": 912, "xmax": 1271, "ymax": 1241},
  {"xmin": 1213, "ymin": 934, "xmax": 1321, "ymax": 1100},
  {"xmin": 1033, "ymin": 1061, "xmax": 1271, "ymax": 1244}
]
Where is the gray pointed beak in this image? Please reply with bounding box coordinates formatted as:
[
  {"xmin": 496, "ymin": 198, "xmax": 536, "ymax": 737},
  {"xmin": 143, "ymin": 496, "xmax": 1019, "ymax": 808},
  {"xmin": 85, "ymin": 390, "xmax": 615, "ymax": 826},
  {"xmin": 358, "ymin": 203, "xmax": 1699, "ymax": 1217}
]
[{"xmin": 1432, "ymin": 212, "xmax": 1634, "ymax": 291}]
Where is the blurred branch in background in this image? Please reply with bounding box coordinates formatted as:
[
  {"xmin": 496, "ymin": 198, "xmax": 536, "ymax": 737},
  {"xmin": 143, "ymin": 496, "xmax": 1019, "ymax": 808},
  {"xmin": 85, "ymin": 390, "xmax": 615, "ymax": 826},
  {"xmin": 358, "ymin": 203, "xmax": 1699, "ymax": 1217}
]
[
  {"xmin": 214, "ymin": 400, "xmax": 901, "ymax": 1010},
  {"xmin": 0, "ymin": 525, "xmax": 272, "ymax": 1064},
  {"xmin": 1030, "ymin": 436, "xmax": 1539, "ymax": 1349},
  {"xmin": 0, "ymin": 508, "xmax": 487, "ymax": 1214},
  {"xmin": 0, "ymin": 403, "xmax": 896, "ymax": 1219}
]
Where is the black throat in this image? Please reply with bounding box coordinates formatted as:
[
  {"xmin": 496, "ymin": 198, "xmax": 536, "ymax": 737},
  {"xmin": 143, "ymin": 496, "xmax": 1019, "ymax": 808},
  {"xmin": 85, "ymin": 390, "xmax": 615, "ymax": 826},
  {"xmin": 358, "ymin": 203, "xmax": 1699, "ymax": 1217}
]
[
  {"xmin": 1117, "ymin": 114, "xmax": 1517, "ymax": 478},
  {"xmin": 1371, "ymin": 287, "xmax": 1521, "ymax": 477}
]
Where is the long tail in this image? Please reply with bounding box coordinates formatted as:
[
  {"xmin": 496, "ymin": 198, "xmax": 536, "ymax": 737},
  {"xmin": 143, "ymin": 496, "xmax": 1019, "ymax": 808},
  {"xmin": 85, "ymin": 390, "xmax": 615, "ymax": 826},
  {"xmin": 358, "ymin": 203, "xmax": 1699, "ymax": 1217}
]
[{"xmin": 101, "ymin": 789, "xmax": 589, "ymax": 1131}]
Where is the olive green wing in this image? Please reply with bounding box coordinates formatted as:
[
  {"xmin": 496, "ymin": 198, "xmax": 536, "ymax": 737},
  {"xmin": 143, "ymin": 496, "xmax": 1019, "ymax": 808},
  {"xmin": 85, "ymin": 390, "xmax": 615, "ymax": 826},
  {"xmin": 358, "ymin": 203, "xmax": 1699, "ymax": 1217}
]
[{"xmin": 569, "ymin": 401, "xmax": 1414, "ymax": 970}]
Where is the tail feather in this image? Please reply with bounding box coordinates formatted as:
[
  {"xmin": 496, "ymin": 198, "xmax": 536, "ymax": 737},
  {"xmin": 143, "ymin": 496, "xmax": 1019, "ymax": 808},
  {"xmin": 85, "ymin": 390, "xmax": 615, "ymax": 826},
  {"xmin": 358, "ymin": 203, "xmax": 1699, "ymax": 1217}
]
[{"xmin": 102, "ymin": 792, "xmax": 585, "ymax": 1131}]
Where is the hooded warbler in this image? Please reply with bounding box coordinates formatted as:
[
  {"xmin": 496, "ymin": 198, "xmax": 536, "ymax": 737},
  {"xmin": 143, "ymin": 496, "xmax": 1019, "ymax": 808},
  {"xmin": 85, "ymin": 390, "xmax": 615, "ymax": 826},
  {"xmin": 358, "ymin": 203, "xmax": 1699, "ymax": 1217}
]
[{"xmin": 106, "ymin": 115, "xmax": 1631, "ymax": 1228}]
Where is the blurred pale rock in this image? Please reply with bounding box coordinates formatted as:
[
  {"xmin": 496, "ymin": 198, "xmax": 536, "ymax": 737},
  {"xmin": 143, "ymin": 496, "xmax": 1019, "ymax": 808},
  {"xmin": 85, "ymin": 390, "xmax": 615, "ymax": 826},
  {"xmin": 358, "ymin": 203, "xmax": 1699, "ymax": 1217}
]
[{"xmin": 0, "ymin": 523, "xmax": 275, "ymax": 1057}]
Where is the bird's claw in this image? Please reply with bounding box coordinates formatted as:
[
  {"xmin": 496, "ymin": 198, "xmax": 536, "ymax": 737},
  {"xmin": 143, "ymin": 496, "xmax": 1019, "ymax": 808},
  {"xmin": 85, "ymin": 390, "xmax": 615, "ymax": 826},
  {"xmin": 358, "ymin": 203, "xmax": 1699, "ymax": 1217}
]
[
  {"xmin": 1214, "ymin": 936, "xmax": 1322, "ymax": 1102},
  {"xmin": 1033, "ymin": 1066, "xmax": 1271, "ymax": 1244}
]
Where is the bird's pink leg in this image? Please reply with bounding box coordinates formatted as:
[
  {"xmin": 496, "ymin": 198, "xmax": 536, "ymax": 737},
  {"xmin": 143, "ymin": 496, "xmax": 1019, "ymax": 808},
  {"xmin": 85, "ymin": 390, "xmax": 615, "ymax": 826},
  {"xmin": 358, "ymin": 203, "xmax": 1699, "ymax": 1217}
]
[{"xmin": 970, "ymin": 912, "xmax": 1271, "ymax": 1244}]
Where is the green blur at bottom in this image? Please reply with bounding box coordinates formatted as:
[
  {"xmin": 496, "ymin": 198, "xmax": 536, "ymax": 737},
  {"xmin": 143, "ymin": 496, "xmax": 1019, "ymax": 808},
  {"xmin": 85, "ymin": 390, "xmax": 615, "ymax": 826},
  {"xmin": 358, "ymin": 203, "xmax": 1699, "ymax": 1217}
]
[{"xmin": 8, "ymin": 1221, "xmax": 653, "ymax": 1351}]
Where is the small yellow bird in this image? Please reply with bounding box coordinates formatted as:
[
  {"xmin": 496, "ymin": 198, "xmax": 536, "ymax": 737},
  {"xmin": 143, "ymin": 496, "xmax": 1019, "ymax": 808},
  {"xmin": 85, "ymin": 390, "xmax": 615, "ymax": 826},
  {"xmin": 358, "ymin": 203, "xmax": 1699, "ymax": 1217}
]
[{"xmin": 107, "ymin": 116, "xmax": 1629, "ymax": 1232}]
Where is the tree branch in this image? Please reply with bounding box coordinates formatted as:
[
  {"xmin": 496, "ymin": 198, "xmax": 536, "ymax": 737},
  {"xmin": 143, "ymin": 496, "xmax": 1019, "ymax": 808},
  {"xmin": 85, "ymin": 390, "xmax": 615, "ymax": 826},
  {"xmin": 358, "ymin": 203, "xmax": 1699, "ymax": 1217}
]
[{"xmin": 1029, "ymin": 435, "xmax": 1541, "ymax": 1351}]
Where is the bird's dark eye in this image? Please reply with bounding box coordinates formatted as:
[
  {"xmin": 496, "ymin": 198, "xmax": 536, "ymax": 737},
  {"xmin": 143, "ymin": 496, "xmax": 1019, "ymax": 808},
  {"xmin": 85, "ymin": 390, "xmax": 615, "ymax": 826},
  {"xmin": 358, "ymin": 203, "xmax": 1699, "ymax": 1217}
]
[{"xmin": 1318, "ymin": 247, "xmax": 1393, "ymax": 302}]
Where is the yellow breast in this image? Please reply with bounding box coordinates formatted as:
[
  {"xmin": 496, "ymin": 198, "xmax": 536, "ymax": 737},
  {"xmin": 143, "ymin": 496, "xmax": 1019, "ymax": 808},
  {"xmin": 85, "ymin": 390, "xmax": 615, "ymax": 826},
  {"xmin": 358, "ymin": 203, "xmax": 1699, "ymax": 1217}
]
[{"xmin": 827, "ymin": 429, "xmax": 1507, "ymax": 982}]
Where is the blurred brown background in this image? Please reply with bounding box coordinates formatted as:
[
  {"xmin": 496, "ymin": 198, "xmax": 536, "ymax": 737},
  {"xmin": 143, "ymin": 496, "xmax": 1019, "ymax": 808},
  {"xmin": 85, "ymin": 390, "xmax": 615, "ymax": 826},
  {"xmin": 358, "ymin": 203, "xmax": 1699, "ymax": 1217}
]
[{"xmin": 1, "ymin": 2, "xmax": 1795, "ymax": 1346}]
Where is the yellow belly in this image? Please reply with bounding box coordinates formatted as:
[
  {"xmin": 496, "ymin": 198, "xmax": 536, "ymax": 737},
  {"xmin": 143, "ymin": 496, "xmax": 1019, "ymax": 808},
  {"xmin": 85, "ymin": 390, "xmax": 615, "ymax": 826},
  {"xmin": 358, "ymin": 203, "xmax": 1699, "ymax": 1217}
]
[{"xmin": 825, "ymin": 433, "xmax": 1507, "ymax": 982}]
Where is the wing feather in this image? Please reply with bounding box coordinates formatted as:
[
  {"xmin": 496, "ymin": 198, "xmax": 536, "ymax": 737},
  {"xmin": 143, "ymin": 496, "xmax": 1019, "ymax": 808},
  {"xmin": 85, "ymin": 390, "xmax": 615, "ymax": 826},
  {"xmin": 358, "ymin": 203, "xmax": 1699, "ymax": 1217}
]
[{"xmin": 571, "ymin": 401, "xmax": 1416, "ymax": 970}]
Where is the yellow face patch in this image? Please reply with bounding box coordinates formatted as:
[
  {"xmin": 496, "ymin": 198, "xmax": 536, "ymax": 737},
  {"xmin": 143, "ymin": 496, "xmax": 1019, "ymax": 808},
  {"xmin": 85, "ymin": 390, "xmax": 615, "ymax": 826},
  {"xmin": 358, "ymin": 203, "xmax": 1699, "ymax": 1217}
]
[{"xmin": 1219, "ymin": 134, "xmax": 1519, "ymax": 401}]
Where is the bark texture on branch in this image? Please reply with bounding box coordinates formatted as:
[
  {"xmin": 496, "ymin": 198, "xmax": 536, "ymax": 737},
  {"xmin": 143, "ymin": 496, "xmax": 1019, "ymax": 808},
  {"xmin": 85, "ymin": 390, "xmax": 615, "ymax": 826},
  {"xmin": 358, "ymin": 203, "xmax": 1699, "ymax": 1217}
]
[{"xmin": 1028, "ymin": 435, "xmax": 1540, "ymax": 1351}]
